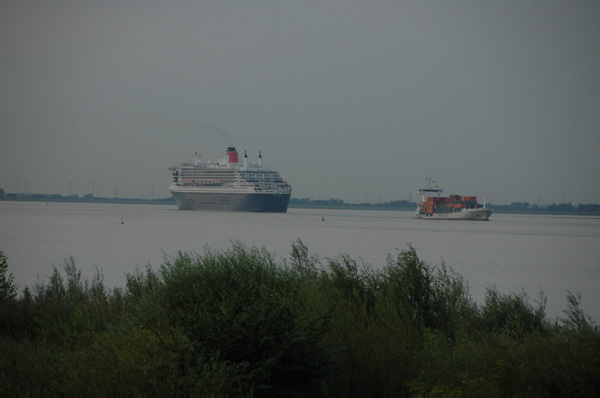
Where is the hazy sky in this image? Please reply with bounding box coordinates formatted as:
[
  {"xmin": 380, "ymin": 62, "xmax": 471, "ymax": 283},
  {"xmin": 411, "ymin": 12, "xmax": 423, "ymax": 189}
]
[{"xmin": 2, "ymin": 1, "xmax": 599, "ymax": 205}]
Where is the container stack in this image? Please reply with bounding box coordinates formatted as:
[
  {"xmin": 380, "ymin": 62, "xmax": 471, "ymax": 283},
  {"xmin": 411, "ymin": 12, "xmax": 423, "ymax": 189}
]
[{"xmin": 421, "ymin": 194, "xmax": 480, "ymax": 212}]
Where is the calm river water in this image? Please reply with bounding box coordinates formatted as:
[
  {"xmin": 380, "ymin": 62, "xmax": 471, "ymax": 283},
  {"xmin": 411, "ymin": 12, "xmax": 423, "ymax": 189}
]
[{"xmin": 2, "ymin": 201, "xmax": 599, "ymax": 321}]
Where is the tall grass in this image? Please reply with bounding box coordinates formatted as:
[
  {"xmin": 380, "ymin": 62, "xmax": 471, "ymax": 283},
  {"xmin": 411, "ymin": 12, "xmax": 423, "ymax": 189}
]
[{"xmin": 1, "ymin": 243, "xmax": 598, "ymax": 396}]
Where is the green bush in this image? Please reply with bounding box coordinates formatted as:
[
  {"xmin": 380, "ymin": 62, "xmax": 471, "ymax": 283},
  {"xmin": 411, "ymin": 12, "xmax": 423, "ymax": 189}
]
[
  {"xmin": 0, "ymin": 251, "xmax": 17, "ymax": 302},
  {"xmin": 481, "ymin": 286, "xmax": 549, "ymax": 337},
  {"xmin": 130, "ymin": 242, "xmax": 332, "ymax": 395},
  {"xmin": 0, "ymin": 242, "xmax": 598, "ymax": 396}
]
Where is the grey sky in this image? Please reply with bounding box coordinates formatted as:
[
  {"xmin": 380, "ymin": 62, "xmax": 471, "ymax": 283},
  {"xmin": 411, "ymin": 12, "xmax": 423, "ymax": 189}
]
[{"xmin": 1, "ymin": 1, "xmax": 599, "ymax": 205}]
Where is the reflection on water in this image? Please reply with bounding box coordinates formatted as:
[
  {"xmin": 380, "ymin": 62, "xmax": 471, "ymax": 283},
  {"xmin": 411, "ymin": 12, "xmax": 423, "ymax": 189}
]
[{"xmin": 1, "ymin": 201, "xmax": 599, "ymax": 321}]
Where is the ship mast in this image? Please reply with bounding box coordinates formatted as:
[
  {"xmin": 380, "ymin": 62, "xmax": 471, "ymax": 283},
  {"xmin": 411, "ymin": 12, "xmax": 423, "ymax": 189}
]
[{"xmin": 417, "ymin": 178, "xmax": 443, "ymax": 202}]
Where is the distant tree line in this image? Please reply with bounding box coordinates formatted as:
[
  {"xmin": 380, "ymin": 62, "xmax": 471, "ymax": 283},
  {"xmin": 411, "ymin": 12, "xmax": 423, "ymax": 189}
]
[
  {"xmin": 1, "ymin": 243, "xmax": 599, "ymax": 396},
  {"xmin": 290, "ymin": 197, "xmax": 416, "ymax": 210},
  {"xmin": 0, "ymin": 189, "xmax": 175, "ymax": 205},
  {"xmin": 291, "ymin": 196, "xmax": 600, "ymax": 215},
  {"xmin": 487, "ymin": 201, "xmax": 600, "ymax": 215},
  {"xmin": 2, "ymin": 188, "xmax": 599, "ymax": 214}
]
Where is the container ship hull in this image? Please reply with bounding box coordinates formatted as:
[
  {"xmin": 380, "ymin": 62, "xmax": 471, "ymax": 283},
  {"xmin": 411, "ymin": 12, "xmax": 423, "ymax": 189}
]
[
  {"xmin": 168, "ymin": 147, "xmax": 292, "ymax": 213},
  {"xmin": 416, "ymin": 179, "xmax": 492, "ymax": 221},
  {"xmin": 170, "ymin": 191, "xmax": 290, "ymax": 212},
  {"xmin": 416, "ymin": 207, "xmax": 492, "ymax": 220}
]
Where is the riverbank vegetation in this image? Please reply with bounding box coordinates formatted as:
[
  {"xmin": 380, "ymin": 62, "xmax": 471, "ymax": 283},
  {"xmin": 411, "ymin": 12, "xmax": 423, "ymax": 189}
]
[{"xmin": 1, "ymin": 244, "xmax": 599, "ymax": 395}]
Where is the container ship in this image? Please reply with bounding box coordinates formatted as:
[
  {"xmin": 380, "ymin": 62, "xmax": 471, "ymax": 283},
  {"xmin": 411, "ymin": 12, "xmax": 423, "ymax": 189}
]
[
  {"xmin": 168, "ymin": 147, "xmax": 291, "ymax": 212},
  {"xmin": 416, "ymin": 178, "xmax": 492, "ymax": 220}
]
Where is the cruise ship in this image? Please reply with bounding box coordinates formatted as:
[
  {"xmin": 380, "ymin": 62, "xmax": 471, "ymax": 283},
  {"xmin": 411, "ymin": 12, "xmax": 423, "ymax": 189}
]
[
  {"xmin": 416, "ymin": 178, "xmax": 492, "ymax": 220},
  {"xmin": 169, "ymin": 147, "xmax": 291, "ymax": 212}
]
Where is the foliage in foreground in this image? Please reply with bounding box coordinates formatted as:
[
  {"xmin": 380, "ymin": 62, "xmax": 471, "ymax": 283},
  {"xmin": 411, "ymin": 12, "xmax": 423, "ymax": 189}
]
[{"xmin": 0, "ymin": 244, "xmax": 599, "ymax": 396}]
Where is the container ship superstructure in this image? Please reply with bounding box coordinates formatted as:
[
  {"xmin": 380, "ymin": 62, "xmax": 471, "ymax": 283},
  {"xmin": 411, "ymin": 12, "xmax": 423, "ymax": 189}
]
[
  {"xmin": 416, "ymin": 178, "xmax": 492, "ymax": 220},
  {"xmin": 169, "ymin": 147, "xmax": 291, "ymax": 212}
]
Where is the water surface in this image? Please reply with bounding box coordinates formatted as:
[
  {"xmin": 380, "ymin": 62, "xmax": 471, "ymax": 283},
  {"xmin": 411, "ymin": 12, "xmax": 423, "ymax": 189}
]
[{"xmin": 1, "ymin": 201, "xmax": 598, "ymax": 321}]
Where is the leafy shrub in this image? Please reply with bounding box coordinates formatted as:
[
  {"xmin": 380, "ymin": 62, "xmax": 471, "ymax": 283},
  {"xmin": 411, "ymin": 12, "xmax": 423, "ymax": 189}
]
[
  {"xmin": 481, "ymin": 286, "xmax": 549, "ymax": 337},
  {"xmin": 0, "ymin": 251, "xmax": 17, "ymax": 302},
  {"xmin": 136, "ymin": 242, "xmax": 332, "ymax": 395},
  {"xmin": 1, "ymin": 242, "xmax": 599, "ymax": 396}
]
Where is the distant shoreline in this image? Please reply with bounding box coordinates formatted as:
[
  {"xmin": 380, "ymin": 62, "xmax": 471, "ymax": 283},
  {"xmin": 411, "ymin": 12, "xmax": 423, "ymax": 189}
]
[
  {"xmin": 0, "ymin": 194, "xmax": 175, "ymax": 206},
  {"xmin": 1, "ymin": 193, "xmax": 599, "ymax": 216}
]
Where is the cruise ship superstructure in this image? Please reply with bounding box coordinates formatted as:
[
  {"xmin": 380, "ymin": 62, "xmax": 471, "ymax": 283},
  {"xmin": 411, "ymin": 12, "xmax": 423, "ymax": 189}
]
[{"xmin": 169, "ymin": 147, "xmax": 291, "ymax": 212}]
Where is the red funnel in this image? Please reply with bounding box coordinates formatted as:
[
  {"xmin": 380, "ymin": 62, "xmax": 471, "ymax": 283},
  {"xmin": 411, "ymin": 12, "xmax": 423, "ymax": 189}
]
[{"xmin": 226, "ymin": 147, "xmax": 238, "ymax": 163}]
